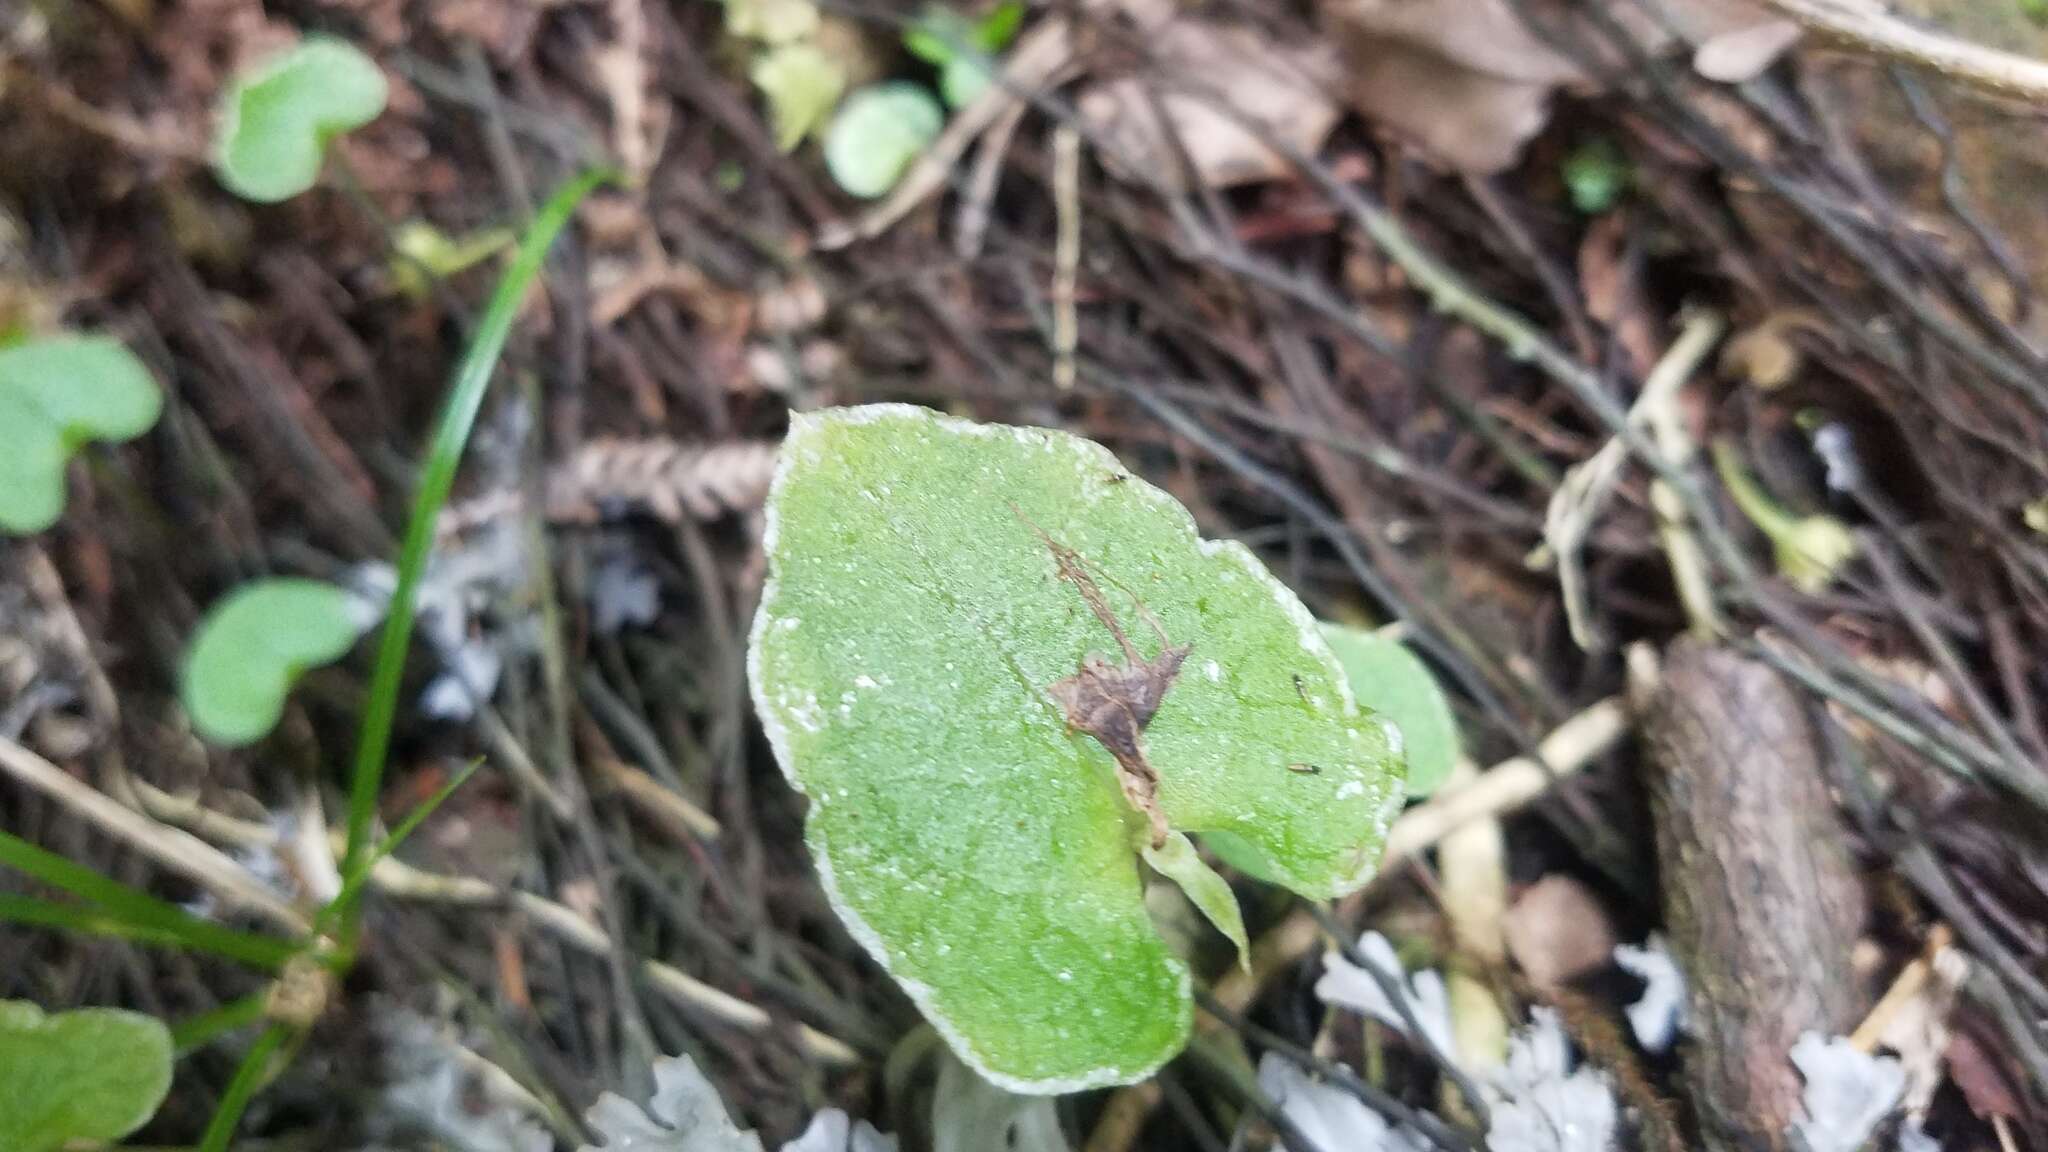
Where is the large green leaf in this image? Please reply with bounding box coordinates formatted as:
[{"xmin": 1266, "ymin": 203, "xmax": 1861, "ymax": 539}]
[
  {"xmin": 749, "ymin": 405, "xmax": 1405, "ymax": 1091},
  {"xmin": 0, "ymin": 1001, "xmax": 174, "ymax": 1152}
]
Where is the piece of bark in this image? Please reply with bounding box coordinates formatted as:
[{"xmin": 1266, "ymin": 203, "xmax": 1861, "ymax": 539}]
[{"xmin": 1637, "ymin": 639, "xmax": 1867, "ymax": 1152}]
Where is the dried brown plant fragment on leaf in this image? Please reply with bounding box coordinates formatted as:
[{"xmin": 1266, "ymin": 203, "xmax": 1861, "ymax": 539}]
[
  {"xmin": 1024, "ymin": 513, "xmax": 1190, "ymax": 849},
  {"xmin": 1049, "ymin": 646, "xmax": 1190, "ymax": 851}
]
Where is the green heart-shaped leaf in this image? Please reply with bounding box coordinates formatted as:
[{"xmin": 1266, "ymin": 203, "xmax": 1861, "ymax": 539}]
[
  {"xmin": 183, "ymin": 578, "xmax": 370, "ymax": 746},
  {"xmin": 0, "ymin": 334, "xmax": 163, "ymax": 535},
  {"xmin": 0, "ymin": 1001, "xmax": 173, "ymax": 1152},
  {"xmin": 823, "ymin": 83, "xmax": 944, "ymax": 199},
  {"xmin": 748, "ymin": 405, "xmax": 1405, "ymax": 1091},
  {"xmin": 1320, "ymin": 625, "xmax": 1462, "ymax": 797},
  {"xmin": 214, "ymin": 38, "xmax": 388, "ymax": 204}
]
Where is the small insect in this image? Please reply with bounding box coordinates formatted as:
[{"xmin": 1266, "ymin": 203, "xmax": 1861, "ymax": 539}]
[
  {"xmin": 1292, "ymin": 674, "xmax": 1310, "ymax": 704},
  {"xmin": 1286, "ymin": 762, "xmax": 1323, "ymax": 775}
]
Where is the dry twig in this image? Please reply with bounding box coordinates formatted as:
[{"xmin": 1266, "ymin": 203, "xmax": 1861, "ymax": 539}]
[
  {"xmin": 1760, "ymin": 0, "xmax": 2048, "ymax": 102},
  {"xmin": 0, "ymin": 734, "xmax": 310, "ymax": 934}
]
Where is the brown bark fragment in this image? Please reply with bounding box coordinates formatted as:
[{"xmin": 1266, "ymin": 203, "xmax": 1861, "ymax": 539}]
[{"xmin": 1639, "ymin": 639, "xmax": 1867, "ymax": 1152}]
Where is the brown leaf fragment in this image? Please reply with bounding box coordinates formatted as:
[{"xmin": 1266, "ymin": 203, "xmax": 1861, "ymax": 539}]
[
  {"xmin": 1049, "ymin": 646, "xmax": 1189, "ymax": 850},
  {"xmin": 1023, "ymin": 511, "xmax": 1192, "ymax": 849},
  {"xmin": 1078, "ymin": 19, "xmax": 1342, "ymax": 190},
  {"xmin": 1502, "ymin": 873, "xmax": 1619, "ymax": 992},
  {"xmin": 1321, "ymin": 0, "xmax": 1797, "ymax": 173}
]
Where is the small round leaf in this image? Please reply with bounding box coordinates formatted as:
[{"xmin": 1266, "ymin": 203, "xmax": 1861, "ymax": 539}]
[
  {"xmin": 0, "ymin": 1001, "xmax": 173, "ymax": 1152},
  {"xmin": 823, "ymin": 83, "xmax": 944, "ymax": 199},
  {"xmin": 183, "ymin": 578, "xmax": 370, "ymax": 746},
  {"xmin": 0, "ymin": 335, "xmax": 162, "ymax": 535},
  {"xmin": 1320, "ymin": 624, "xmax": 1462, "ymax": 797},
  {"xmin": 214, "ymin": 38, "xmax": 388, "ymax": 204}
]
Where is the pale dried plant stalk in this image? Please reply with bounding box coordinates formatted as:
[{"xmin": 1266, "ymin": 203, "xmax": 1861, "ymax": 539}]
[
  {"xmin": 547, "ymin": 439, "xmax": 779, "ymax": 524},
  {"xmin": 439, "ymin": 439, "xmax": 779, "ymax": 537}
]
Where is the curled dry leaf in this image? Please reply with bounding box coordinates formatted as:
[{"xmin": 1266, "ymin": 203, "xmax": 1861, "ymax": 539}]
[
  {"xmin": 1319, "ymin": 0, "xmax": 1796, "ymax": 173},
  {"xmin": 1079, "ymin": 19, "xmax": 1341, "ymax": 190}
]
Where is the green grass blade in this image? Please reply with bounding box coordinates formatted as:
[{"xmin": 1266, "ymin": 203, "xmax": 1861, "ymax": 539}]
[
  {"xmin": 171, "ymin": 993, "xmax": 270, "ymax": 1054},
  {"xmin": 320, "ymin": 757, "xmax": 479, "ymax": 931},
  {"xmin": 339, "ymin": 169, "xmax": 618, "ymax": 929},
  {"xmin": 0, "ymin": 831, "xmax": 297, "ymax": 968},
  {"xmin": 0, "ymin": 829, "xmax": 199, "ymax": 928},
  {"xmin": 0, "ymin": 894, "xmax": 296, "ymax": 970},
  {"xmin": 199, "ymin": 1023, "xmax": 289, "ymax": 1152}
]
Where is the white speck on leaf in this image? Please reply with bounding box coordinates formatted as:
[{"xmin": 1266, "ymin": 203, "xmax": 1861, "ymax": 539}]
[{"xmin": 1377, "ymin": 715, "xmax": 1405, "ymax": 758}]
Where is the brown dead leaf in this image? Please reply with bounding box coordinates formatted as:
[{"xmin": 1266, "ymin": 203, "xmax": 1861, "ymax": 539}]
[
  {"xmin": 1080, "ymin": 19, "xmax": 1341, "ymax": 190},
  {"xmin": 155, "ymin": 0, "xmax": 294, "ymax": 108},
  {"xmin": 1862, "ymin": 941, "xmax": 1968, "ymax": 1116},
  {"xmin": 1719, "ymin": 309, "xmax": 1830, "ymax": 389},
  {"xmin": 1321, "ymin": 0, "xmax": 1796, "ymax": 173},
  {"xmin": 426, "ymin": 0, "xmax": 556, "ymax": 63},
  {"xmin": 1693, "ymin": 19, "xmax": 1804, "ymax": 83},
  {"xmin": 1578, "ymin": 211, "xmax": 1662, "ymax": 378},
  {"xmin": 594, "ymin": 0, "xmax": 659, "ymax": 182},
  {"xmin": 1501, "ymin": 873, "xmax": 1619, "ymax": 991},
  {"xmin": 1797, "ymin": 7, "xmax": 2048, "ymax": 345},
  {"xmin": 1947, "ymin": 1023, "xmax": 2025, "ymax": 1123}
]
